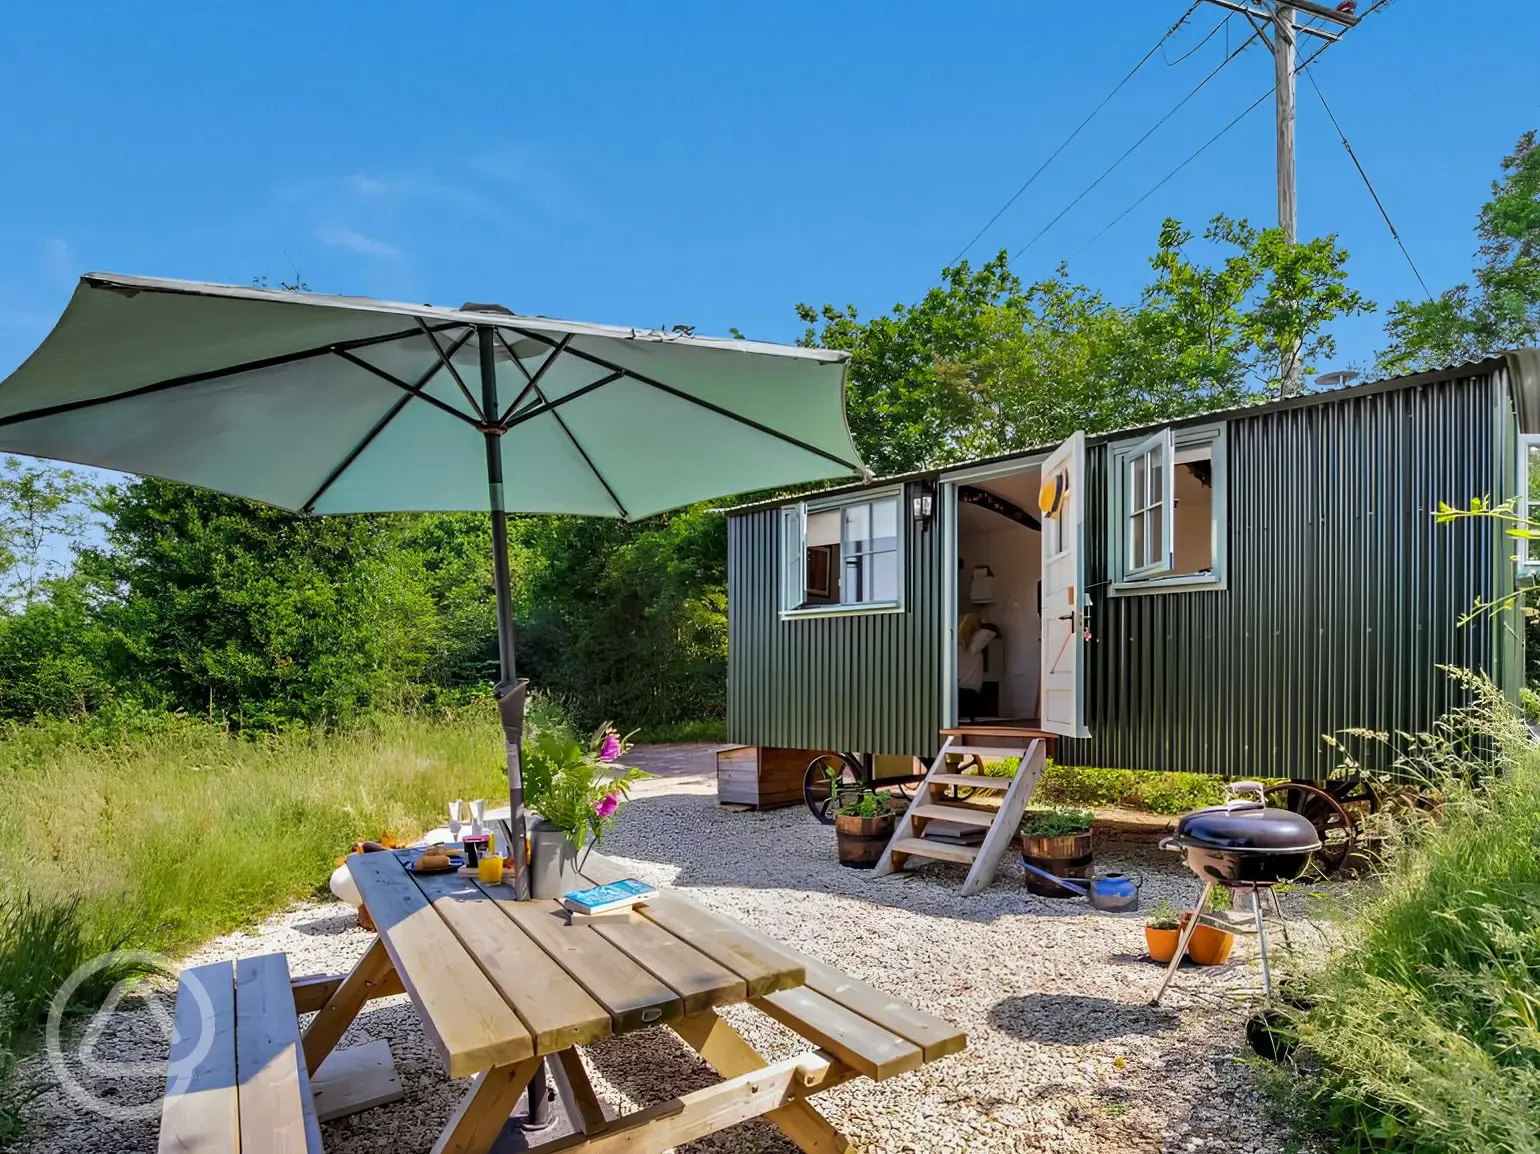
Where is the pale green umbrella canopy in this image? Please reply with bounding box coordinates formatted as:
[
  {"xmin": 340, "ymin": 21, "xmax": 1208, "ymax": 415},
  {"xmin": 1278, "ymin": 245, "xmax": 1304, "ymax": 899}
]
[
  {"xmin": 0, "ymin": 274, "xmax": 865, "ymax": 516},
  {"xmin": 0, "ymin": 273, "xmax": 867, "ymax": 901}
]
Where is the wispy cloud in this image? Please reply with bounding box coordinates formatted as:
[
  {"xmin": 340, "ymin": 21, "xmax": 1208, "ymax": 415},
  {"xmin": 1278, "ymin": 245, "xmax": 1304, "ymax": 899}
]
[
  {"xmin": 349, "ymin": 174, "xmax": 389, "ymax": 197},
  {"xmin": 42, "ymin": 238, "xmax": 73, "ymax": 287},
  {"xmin": 316, "ymin": 227, "xmax": 402, "ymax": 260}
]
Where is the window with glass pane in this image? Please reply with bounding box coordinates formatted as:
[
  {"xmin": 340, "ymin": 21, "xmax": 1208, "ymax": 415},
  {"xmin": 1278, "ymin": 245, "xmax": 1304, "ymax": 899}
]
[
  {"xmin": 1522, "ymin": 438, "xmax": 1540, "ymax": 569},
  {"xmin": 1128, "ymin": 446, "xmax": 1164, "ymax": 571},
  {"xmin": 840, "ymin": 497, "xmax": 900, "ymax": 605}
]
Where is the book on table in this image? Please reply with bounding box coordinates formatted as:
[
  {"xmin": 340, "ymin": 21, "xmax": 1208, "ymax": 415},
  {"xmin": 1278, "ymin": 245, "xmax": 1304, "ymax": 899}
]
[{"xmin": 561, "ymin": 878, "xmax": 657, "ymax": 915}]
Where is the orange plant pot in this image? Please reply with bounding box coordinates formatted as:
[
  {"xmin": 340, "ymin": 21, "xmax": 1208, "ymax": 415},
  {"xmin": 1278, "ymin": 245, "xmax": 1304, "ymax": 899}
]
[
  {"xmin": 1144, "ymin": 926, "xmax": 1180, "ymax": 963},
  {"xmin": 1180, "ymin": 913, "xmax": 1235, "ymax": 966}
]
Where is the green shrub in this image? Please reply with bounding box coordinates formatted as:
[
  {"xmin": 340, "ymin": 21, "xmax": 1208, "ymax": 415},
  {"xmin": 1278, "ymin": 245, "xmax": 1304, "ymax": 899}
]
[
  {"xmin": 1036, "ymin": 762, "xmax": 1223, "ymax": 814},
  {"xmin": 1272, "ymin": 673, "xmax": 1540, "ymax": 1153},
  {"xmin": 1020, "ymin": 806, "xmax": 1094, "ymax": 837}
]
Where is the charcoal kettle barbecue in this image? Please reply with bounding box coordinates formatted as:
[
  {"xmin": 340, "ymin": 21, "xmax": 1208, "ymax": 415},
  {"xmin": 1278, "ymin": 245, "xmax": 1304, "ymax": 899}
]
[{"xmin": 1151, "ymin": 782, "xmax": 1321, "ymax": 1005}]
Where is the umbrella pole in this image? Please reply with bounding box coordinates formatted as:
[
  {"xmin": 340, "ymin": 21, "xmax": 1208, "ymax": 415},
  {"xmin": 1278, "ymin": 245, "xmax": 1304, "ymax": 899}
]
[{"xmin": 479, "ymin": 325, "xmax": 531, "ymax": 901}]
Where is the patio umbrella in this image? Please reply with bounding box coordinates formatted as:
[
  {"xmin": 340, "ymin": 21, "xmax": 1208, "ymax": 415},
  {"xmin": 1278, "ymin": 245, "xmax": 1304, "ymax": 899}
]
[{"xmin": 0, "ymin": 273, "xmax": 866, "ymax": 897}]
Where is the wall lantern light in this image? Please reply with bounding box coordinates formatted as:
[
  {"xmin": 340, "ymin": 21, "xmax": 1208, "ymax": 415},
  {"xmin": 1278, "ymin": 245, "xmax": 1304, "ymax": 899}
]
[{"xmin": 911, "ymin": 483, "xmax": 935, "ymax": 529}]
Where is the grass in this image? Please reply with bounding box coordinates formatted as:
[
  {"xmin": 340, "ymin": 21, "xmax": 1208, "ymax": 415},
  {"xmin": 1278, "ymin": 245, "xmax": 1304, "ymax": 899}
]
[
  {"xmin": 1265, "ymin": 672, "xmax": 1540, "ymax": 1153},
  {"xmin": 630, "ymin": 718, "xmax": 727, "ymax": 744},
  {"xmin": 0, "ymin": 695, "xmax": 570, "ymax": 1144}
]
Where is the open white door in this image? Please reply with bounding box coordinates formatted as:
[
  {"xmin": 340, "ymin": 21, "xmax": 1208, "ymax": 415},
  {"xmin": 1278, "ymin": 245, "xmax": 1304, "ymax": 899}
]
[{"xmin": 1040, "ymin": 431, "xmax": 1089, "ymax": 739}]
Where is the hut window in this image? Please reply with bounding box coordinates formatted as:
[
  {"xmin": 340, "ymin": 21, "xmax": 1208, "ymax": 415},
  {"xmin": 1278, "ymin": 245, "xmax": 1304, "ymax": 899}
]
[
  {"xmin": 1108, "ymin": 423, "xmax": 1227, "ymax": 594},
  {"xmin": 780, "ymin": 489, "xmax": 904, "ymax": 615},
  {"xmin": 1521, "ymin": 434, "xmax": 1540, "ymax": 573}
]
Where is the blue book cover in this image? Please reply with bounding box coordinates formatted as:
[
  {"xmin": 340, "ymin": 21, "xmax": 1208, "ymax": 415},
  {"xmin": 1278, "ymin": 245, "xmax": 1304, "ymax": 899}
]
[{"xmin": 561, "ymin": 878, "xmax": 657, "ymax": 914}]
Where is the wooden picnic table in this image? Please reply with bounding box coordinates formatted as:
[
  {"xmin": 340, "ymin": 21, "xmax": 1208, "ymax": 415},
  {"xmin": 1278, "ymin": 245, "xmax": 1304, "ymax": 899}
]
[{"xmin": 302, "ymin": 849, "xmax": 962, "ymax": 1154}]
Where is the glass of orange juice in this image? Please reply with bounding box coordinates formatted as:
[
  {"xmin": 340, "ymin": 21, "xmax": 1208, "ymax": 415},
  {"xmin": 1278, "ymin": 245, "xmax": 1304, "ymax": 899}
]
[{"xmin": 477, "ymin": 854, "xmax": 504, "ymax": 884}]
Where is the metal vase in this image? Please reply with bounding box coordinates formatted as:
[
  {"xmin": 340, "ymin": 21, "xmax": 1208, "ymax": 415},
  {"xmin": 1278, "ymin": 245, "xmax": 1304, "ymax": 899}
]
[{"xmin": 529, "ymin": 819, "xmax": 585, "ymax": 899}]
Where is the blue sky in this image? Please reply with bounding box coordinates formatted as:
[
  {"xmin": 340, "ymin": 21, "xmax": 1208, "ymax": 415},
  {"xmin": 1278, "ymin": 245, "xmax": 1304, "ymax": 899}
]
[{"xmin": 2, "ymin": 0, "xmax": 1537, "ymax": 385}]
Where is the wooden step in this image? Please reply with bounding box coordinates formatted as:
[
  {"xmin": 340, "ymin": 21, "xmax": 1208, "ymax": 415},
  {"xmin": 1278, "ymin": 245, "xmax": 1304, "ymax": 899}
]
[
  {"xmin": 945, "ymin": 746, "xmax": 1031, "ymax": 761},
  {"xmin": 911, "ymin": 804, "xmax": 996, "ymax": 828},
  {"xmin": 928, "ymin": 773, "xmax": 1012, "ymax": 791},
  {"xmin": 887, "ymin": 837, "xmax": 980, "ymax": 865}
]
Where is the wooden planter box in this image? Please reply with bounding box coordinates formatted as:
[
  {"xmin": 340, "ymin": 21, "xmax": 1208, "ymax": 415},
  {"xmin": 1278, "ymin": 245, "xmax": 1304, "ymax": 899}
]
[{"xmin": 715, "ymin": 745, "xmax": 827, "ymax": 810}]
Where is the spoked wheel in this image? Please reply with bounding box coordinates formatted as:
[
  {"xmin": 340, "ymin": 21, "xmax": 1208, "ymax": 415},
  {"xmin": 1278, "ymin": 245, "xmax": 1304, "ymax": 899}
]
[
  {"xmin": 946, "ymin": 754, "xmax": 985, "ymax": 803},
  {"xmin": 1264, "ymin": 781, "xmax": 1356, "ymax": 876},
  {"xmin": 804, "ymin": 753, "xmax": 862, "ymax": 825},
  {"xmin": 1324, "ymin": 771, "xmax": 1380, "ymax": 829}
]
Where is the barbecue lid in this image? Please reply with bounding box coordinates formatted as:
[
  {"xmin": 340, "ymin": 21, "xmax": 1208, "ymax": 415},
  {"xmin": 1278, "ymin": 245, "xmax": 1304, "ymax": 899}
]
[{"xmin": 1169, "ymin": 804, "xmax": 1322, "ymax": 854}]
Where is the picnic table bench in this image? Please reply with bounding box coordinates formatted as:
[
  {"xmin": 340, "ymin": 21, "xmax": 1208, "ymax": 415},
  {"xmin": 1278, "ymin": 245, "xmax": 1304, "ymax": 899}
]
[{"xmin": 159, "ymin": 848, "xmax": 965, "ymax": 1154}]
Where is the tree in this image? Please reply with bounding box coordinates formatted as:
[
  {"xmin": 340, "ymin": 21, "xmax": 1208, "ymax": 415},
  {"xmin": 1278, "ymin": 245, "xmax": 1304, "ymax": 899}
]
[
  {"xmin": 0, "ymin": 456, "xmax": 99, "ymax": 610},
  {"xmin": 795, "ymin": 214, "xmax": 1369, "ymax": 472},
  {"xmin": 1378, "ymin": 129, "xmax": 1540, "ymax": 375}
]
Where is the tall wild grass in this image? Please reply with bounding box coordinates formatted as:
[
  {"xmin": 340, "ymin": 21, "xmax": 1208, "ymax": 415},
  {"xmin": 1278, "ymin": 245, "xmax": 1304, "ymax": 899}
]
[
  {"xmin": 1274, "ymin": 671, "xmax": 1540, "ymax": 1153},
  {"xmin": 0, "ymin": 696, "xmax": 567, "ymax": 1143}
]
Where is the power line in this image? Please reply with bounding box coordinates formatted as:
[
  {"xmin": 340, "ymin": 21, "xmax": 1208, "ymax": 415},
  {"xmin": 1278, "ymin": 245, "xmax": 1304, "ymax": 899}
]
[
  {"xmin": 1008, "ymin": 20, "xmax": 1266, "ymax": 263},
  {"xmin": 1069, "ymin": 6, "xmax": 1398, "ymax": 263},
  {"xmin": 1301, "ymin": 67, "xmax": 1432, "ymax": 300},
  {"xmin": 942, "ymin": 2, "xmax": 1205, "ymax": 271},
  {"xmin": 1070, "ymin": 90, "xmax": 1273, "ymax": 258},
  {"xmin": 1164, "ymin": 12, "xmax": 1230, "ymax": 66}
]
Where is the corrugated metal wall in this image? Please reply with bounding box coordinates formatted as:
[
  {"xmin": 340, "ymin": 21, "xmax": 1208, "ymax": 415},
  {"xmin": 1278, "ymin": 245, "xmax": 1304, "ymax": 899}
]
[
  {"xmin": 728, "ymin": 366, "xmax": 1518, "ymax": 780},
  {"xmin": 726, "ymin": 481, "xmax": 944, "ymax": 756},
  {"xmin": 1059, "ymin": 366, "xmax": 1515, "ymax": 778}
]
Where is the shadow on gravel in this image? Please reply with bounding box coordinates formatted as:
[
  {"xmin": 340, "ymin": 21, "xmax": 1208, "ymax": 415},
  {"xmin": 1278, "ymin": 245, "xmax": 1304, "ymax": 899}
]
[
  {"xmin": 293, "ymin": 910, "xmax": 363, "ymax": 936},
  {"xmin": 987, "ymin": 993, "xmax": 1179, "ymax": 1043}
]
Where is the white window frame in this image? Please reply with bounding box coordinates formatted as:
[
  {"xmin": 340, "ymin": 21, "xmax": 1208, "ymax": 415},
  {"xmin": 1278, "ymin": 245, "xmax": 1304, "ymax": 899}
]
[
  {"xmin": 779, "ymin": 485, "xmax": 906, "ymax": 618},
  {"xmin": 1519, "ymin": 433, "xmax": 1540, "ymax": 575},
  {"xmin": 1108, "ymin": 423, "xmax": 1228, "ymax": 595},
  {"xmin": 1121, "ymin": 427, "xmax": 1175, "ymax": 579}
]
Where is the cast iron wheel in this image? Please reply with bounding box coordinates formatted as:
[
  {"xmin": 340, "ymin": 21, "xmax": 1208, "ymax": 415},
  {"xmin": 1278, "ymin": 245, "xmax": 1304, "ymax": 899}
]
[
  {"xmin": 1263, "ymin": 781, "xmax": 1356, "ymax": 875},
  {"xmin": 1323, "ymin": 770, "xmax": 1380, "ymax": 827},
  {"xmin": 946, "ymin": 754, "xmax": 985, "ymax": 802},
  {"xmin": 804, "ymin": 753, "xmax": 863, "ymax": 825}
]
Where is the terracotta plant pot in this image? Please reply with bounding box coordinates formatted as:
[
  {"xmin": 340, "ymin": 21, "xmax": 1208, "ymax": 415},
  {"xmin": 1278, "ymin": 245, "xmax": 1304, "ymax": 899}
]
[
  {"xmin": 1180, "ymin": 912, "xmax": 1236, "ymax": 966},
  {"xmin": 1144, "ymin": 925, "xmax": 1180, "ymax": 963},
  {"xmin": 835, "ymin": 812, "xmax": 895, "ymax": 869}
]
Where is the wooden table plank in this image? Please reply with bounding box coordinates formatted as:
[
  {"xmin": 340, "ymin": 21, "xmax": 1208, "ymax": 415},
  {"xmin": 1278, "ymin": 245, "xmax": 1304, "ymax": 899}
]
[
  {"xmin": 158, "ymin": 961, "xmax": 239, "ymax": 1154},
  {"xmin": 412, "ymin": 871, "xmax": 613, "ymax": 1055},
  {"xmin": 480, "ymin": 889, "xmax": 683, "ymax": 1032},
  {"xmin": 234, "ymin": 954, "xmax": 323, "ymax": 1154},
  {"xmin": 348, "ymin": 853, "xmax": 532, "ymax": 1077},
  {"xmin": 592, "ymin": 914, "xmax": 746, "ymax": 1015},
  {"xmin": 635, "ymin": 891, "xmax": 805, "ymax": 997},
  {"xmin": 648, "ymin": 899, "xmax": 966, "ymax": 1061},
  {"xmin": 755, "ymin": 986, "xmax": 923, "ymax": 1082}
]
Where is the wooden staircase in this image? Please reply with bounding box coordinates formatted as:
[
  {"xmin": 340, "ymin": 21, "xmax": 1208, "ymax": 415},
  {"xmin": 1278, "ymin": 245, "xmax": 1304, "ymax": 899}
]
[{"xmin": 872, "ymin": 735, "xmax": 1047, "ymax": 896}]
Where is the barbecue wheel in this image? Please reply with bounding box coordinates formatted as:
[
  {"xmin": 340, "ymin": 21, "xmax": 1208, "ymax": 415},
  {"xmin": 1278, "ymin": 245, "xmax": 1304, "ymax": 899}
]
[{"xmin": 1263, "ymin": 781, "xmax": 1355, "ymax": 875}]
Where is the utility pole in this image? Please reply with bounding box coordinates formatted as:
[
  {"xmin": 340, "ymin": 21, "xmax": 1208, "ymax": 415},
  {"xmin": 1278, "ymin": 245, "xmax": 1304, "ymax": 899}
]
[{"xmin": 1197, "ymin": 0, "xmax": 1359, "ymax": 394}]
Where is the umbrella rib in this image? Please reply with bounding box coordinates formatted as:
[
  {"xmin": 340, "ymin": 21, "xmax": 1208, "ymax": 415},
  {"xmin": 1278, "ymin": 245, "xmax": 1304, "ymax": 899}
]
[
  {"xmin": 501, "ymin": 371, "xmax": 624, "ymax": 430},
  {"xmin": 525, "ymin": 382, "xmax": 630, "ymax": 520},
  {"xmin": 416, "ymin": 319, "xmax": 485, "ymax": 422},
  {"xmin": 493, "ymin": 331, "xmax": 571, "ymax": 426},
  {"xmin": 504, "ymin": 326, "xmax": 864, "ymax": 475},
  {"xmin": 0, "ymin": 322, "xmax": 459, "ymax": 431},
  {"xmin": 331, "ymin": 349, "xmax": 482, "ymax": 428},
  {"xmin": 301, "ymin": 327, "xmax": 476, "ymax": 513}
]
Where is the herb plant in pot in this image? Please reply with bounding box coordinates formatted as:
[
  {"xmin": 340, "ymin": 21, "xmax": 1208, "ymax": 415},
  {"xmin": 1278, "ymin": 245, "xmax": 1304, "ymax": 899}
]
[
  {"xmin": 1144, "ymin": 899, "xmax": 1181, "ymax": 963},
  {"xmin": 523, "ymin": 723, "xmax": 649, "ymax": 898},
  {"xmin": 1019, "ymin": 807, "xmax": 1095, "ymax": 898},
  {"xmin": 835, "ymin": 790, "xmax": 897, "ymax": 869}
]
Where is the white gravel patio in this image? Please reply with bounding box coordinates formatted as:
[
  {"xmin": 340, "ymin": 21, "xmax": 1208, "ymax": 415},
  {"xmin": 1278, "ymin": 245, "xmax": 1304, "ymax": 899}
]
[{"xmin": 25, "ymin": 764, "xmax": 1330, "ymax": 1154}]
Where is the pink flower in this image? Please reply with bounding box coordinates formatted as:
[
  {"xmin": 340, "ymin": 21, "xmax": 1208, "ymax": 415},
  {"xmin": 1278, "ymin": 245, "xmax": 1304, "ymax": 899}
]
[
  {"xmin": 594, "ymin": 793, "xmax": 619, "ymax": 819},
  {"xmin": 599, "ymin": 734, "xmax": 621, "ymax": 762}
]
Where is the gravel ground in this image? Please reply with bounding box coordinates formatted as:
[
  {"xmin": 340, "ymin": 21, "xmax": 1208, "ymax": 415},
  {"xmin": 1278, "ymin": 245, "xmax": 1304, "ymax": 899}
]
[{"xmin": 23, "ymin": 780, "xmax": 1339, "ymax": 1154}]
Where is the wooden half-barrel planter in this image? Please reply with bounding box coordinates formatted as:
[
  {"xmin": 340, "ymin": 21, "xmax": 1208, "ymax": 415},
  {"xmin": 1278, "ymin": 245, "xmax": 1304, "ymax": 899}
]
[{"xmin": 835, "ymin": 811, "xmax": 896, "ymax": 868}]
